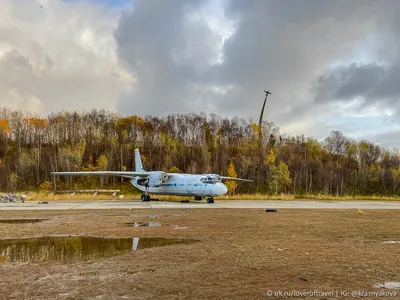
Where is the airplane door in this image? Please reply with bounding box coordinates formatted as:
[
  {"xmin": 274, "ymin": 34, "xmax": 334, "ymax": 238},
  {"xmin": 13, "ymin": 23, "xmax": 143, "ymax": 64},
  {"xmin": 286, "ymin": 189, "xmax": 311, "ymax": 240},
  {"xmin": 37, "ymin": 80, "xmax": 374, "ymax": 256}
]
[
  {"xmin": 185, "ymin": 177, "xmax": 193, "ymax": 194},
  {"xmin": 185, "ymin": 184, "xmax": 193, "ymax": 194}
]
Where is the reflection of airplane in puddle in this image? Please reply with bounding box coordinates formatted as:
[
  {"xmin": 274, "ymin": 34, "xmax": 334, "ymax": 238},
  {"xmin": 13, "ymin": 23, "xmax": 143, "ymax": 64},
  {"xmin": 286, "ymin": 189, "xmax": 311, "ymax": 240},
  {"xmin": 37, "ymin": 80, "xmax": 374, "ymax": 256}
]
[{"xmin": 52, "ymin": 149, "xmax": 252, "ymax": 203}]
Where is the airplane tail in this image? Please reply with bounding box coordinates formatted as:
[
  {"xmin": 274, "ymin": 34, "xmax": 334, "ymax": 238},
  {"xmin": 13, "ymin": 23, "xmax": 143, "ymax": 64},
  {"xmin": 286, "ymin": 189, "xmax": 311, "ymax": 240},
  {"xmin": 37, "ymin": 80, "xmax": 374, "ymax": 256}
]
[{"xmin": 135, "ymin": 148, "xmax": 145, "ymax": 172}]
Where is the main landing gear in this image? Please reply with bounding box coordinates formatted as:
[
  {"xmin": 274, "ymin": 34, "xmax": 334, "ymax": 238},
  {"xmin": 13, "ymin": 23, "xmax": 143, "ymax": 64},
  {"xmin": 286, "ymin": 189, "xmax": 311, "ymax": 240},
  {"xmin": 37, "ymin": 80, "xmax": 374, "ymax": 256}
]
[{"xmin": 141, "ymin": 186, "xmax": 151, "ymax": 201}]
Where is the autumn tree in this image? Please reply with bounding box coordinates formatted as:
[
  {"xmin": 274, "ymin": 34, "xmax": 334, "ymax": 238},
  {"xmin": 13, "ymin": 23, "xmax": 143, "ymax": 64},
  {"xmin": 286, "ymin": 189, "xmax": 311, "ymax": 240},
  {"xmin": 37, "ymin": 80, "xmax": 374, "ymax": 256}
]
[
  {"xmin": 97, "ymin": 154, "xmax": 109, "ymax": 187},
  {"xmin": 225, "ymin": 162, "xmax": 238, "ymax": 195},
  {"xmin": 265, "ymin": 149, "xmax": 292, "ymax": 194},
  {"xmin": 0, "ymin": 108, "xmax": 398, "ymax": 197}
]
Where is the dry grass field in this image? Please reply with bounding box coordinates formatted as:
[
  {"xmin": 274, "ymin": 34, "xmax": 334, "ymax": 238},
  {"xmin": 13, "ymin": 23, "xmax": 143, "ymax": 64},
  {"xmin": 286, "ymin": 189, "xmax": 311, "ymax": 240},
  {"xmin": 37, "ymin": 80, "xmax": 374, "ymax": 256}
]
[
  {"xmin": 0, "ymin": 209, "xmax": 399, "ymax": 299},
  {"xmin": 22, "ymin": 192, "xmax": 400, "ymax": 201}
]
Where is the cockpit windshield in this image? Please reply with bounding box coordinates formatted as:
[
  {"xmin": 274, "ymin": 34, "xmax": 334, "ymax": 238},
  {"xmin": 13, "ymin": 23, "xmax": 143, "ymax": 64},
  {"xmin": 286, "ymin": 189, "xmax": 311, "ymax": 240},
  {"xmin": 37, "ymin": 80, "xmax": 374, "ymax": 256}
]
[{"xmin": 202, "ymin": 175, "xmax": 221, "ymax": 183}]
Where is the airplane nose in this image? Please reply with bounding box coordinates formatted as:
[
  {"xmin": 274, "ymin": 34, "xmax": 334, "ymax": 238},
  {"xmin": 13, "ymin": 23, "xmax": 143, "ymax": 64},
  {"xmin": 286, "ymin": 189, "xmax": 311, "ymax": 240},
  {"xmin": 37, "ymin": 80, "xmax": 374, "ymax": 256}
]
[
  {"xmin": 216, "ymin": 183, "xmax": 228, "ymax": 196},
  {"xmin": 222, "ymin": 184, "xmax": 228, "ymax": 195}
]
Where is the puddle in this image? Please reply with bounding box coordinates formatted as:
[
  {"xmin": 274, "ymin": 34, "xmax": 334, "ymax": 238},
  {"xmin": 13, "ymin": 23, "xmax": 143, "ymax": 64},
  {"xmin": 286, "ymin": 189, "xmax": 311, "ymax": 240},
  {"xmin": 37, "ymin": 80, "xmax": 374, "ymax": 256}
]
[
  {"xmin": 382, "ymin": 241, "xmax": 400, "ymax": 244},
  {"xmin": 148, "ymin": 214, "xmax": 185, "ymax": 219},
  {"xmin": 128, "ymin": 214, "xmax": 186, "ymax": 219},
  {"xmin": 0, "ymin": 219, "xmax": 48, "ymax": 224},
  {"xmin": 0, "ymin": 236, "xmax": 197, "ymax": 263},
  {"xmin": 172, "ymin": 225, "xmax": 189, "ymax": 229},
  {"xmin": 123, "ymin": 222, "xmax": 189, "ymax": 229},
  {"xmin": 374, "ymin": 282, "xmax": 400, "ymax": 289},
  {"xmin": 124, "ymin": 222, "xmax": 162, "ymax": 227}
]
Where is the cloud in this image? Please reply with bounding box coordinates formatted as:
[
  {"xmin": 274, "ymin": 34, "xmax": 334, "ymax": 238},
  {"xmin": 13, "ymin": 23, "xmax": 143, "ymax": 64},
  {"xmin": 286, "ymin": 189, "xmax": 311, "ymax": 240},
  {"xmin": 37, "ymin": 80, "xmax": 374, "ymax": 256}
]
[
  {"xmin": 3, "ymin": 0, "xmax": 400, "ymax": 147},
  {"xmin": 114, "ymin": 0, "xmax": 400, "ymax": 147},
  {"xmin": 363, "ymin": 130, "xmax": 400, "ymax": 150},
  {"xmin": 314, "ymin": 63, "xmax": 400, "ymax": 116},
  {"xmin": 114, "ymin": 0, "xmax": 227, "ymax": 116},
  {"xmin": 0, "ymin": 0, "xmax": 131, "ymax": 114},
  {"xmin": 114, "ymin": 0, "xmax": 384, "ymax": 125}
]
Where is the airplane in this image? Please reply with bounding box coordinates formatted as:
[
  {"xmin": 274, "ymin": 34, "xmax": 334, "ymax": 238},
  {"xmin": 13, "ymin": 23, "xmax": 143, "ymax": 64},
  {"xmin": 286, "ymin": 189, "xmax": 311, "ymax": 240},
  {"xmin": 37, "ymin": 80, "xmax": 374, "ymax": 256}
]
[{"xmin": 51, "ymin": 148, "xmax": 252, "ymax": 203}]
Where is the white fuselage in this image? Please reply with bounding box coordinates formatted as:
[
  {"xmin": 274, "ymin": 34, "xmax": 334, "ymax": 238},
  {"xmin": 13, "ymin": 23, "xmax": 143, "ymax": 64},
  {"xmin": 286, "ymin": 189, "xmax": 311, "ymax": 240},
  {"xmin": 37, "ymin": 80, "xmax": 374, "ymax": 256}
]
[{"xmin": 131, "ymin": 173, "xmax": 228, "ymax": 197}]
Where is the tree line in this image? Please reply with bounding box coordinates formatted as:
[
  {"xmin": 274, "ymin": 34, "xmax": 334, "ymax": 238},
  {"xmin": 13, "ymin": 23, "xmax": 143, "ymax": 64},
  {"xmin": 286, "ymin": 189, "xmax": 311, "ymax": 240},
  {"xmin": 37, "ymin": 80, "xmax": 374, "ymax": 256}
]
[{"xmin": 0, "ymin": 107, "xmax": 399, "ymax": 196}]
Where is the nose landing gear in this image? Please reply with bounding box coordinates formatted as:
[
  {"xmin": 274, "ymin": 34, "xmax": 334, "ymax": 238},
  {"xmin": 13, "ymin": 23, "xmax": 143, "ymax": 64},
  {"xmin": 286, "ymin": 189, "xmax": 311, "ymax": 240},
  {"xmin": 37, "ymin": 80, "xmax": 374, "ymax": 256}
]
[
  {"xmin": 141, "ymin": 194, "xmax": 151, "ymax": 201},
  {"xmin": 194, "ymin": 196, "xmax": 214, "ymax": 203}
]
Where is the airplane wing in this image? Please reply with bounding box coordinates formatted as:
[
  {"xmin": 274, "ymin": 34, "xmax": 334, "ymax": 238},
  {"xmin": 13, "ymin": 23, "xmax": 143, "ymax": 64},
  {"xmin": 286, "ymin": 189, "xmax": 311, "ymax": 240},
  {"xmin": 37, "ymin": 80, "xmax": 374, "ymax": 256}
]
[
  {"xmin": 219, "ymin": 176, "xmax": 253, "ymax": 182},
  {"xmin": 51, "ymin": 171, "xmax": 148, "ymax": 179}
]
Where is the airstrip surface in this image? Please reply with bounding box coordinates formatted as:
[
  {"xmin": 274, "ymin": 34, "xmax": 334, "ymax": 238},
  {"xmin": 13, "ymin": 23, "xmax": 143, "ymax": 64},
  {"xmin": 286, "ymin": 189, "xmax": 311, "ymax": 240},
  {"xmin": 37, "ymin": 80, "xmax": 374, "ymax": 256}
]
[{"xmin": 1, "ymin": 199, "xmax": 400, "ymax": 210}]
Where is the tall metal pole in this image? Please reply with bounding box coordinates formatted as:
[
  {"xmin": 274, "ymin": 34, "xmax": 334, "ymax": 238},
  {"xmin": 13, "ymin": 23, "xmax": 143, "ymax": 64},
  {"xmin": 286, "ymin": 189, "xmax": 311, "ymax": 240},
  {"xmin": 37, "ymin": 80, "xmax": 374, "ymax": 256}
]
[
  {"xmin": 259, "ymin": 90, "xmax": 271, "ymax": 130},
  {"xmin": 257, "ymin": 90, "xmax": 271, "ymax": 193}
]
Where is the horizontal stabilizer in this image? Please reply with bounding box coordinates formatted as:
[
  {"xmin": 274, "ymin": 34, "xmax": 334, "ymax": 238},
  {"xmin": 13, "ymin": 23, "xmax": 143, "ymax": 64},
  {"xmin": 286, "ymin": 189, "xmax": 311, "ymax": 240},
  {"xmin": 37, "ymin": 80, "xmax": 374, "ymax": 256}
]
[
  {"xmin": 51, "ymin": 171, "xmax": 148, "ymax": 179},
  {"xmin": 219, "ymin": 176, "xmax": 253, "ymax": 182}
]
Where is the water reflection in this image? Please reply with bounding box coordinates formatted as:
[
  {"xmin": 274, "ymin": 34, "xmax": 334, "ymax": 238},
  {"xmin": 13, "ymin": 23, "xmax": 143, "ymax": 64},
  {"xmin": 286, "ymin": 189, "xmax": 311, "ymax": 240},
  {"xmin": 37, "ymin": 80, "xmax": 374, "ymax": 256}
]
[
  {"xmin": 0, "ymin": 219, "xmax": 48, "ymax": 224},
  {"xmin": 0, "ymin": 236, "xmax": 197, "ymax": 263},
  {"xmin": 124, "ymin": 222, "xmax": 162, "ymax": 227}
]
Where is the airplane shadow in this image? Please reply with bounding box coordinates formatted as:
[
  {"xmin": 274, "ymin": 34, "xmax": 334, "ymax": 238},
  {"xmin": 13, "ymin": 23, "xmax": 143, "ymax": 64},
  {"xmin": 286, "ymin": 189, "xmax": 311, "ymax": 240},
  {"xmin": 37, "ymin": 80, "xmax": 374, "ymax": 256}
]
[{"xmin": 145, "ymin": 199, "xmax": 208, "ymax": 204}]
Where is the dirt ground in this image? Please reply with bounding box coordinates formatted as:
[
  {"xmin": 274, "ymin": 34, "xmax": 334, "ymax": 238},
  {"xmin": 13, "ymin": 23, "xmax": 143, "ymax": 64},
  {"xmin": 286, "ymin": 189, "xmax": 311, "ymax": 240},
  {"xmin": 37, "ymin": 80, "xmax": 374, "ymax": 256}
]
[{"xmin": 0, "ymin": 208, "xmax": 399, "ymax": 300}]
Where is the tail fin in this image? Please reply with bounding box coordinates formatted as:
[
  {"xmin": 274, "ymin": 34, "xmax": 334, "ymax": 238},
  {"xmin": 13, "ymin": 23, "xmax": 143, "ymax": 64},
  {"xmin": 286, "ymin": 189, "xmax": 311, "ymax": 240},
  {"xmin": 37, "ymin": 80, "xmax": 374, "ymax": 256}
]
[{"xmin": 134, "ymin": 148, "xmax": 145, "ymax": 172}]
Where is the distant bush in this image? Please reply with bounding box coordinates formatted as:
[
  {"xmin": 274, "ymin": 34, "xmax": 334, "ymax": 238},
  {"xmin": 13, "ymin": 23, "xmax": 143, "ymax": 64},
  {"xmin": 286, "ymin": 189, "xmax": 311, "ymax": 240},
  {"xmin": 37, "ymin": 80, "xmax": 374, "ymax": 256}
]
[{"xmin": 39, "ymin": 181, "xmax": 52, "ymax": 191}]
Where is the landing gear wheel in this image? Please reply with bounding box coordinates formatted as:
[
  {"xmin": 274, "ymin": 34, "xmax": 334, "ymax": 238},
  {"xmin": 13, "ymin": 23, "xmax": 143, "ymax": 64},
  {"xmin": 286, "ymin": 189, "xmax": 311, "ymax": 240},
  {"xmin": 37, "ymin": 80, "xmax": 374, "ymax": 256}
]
[
  {"xmin": 194, "ymin": 196, "xmax": 202, "ymax": 201},
  {"xmin": 141, "ymin": 194, "xmax": 151, "ymax": 201},
  {"xmin": 207, "ymin": 197, "xmax": 214, "ymax": 204}
]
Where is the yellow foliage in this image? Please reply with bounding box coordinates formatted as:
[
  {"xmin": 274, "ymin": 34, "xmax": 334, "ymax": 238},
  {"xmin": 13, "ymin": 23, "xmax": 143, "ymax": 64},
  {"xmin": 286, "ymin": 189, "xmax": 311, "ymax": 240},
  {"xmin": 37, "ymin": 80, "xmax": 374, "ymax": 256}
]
[
  {"xmin": 225, "ymin": 162, "xmax": 238, "ymax": 194},
  {"xmin": 265, "ymin": 149, "xmax": 276, "ymax": 165},
  {"xmin": 168, "ymin": 166, "xmax": 180, "ymax": 173},
  {"xmin": 96, "ymin": 155, "xmax": 109, "ymax": 170},
  {"xmin": 251, "ymin": 123, "xmax": 261, "ymax": 134},
  {"xmin": 117, "ymin": 116, "xmax": 146, "ymax": 130},
  {"xmin": 0, "ymin": 119, "xmax": 11, "ymax": 135},
  {"xmin": 24, "ymin": 118, "xmax": 48, "ymax": 129},
  {"xmin": 391, "ymin": 166, "xmax": 400, "ymax": 179},
  {"xmin": 39, "ymin": 181, "xmax": 52, "ymax": 191},
  {"xmin": 369, "ymin": 164, "xmax": 378, "ymax": 172}
]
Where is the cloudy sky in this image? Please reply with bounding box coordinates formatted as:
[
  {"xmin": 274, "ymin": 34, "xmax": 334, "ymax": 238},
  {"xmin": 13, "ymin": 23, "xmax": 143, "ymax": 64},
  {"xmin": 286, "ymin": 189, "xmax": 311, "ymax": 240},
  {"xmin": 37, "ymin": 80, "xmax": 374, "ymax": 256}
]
[{"xmin": 1, "ymin": 0, "xmax": 400, "ymax": 148}]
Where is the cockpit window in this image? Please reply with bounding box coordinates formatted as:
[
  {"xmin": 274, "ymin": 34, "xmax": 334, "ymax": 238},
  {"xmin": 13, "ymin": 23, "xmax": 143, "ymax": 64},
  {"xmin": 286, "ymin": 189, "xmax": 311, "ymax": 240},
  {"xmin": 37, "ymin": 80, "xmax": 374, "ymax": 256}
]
[{"xmin": 207, "ymin": 176, "xmax": 212, "ymax": 181}]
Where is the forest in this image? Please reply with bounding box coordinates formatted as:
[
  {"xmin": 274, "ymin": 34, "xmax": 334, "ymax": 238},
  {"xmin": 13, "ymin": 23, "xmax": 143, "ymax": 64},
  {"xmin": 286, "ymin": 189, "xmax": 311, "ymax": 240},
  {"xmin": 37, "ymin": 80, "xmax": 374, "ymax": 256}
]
[{"xmin": 0, "ymin": 107, "xmax": 399, "ymax": 196}]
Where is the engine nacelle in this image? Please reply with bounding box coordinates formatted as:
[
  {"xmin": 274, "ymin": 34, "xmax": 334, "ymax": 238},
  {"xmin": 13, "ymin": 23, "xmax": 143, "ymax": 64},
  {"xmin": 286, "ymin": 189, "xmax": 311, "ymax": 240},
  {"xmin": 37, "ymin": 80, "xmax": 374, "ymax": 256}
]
[{"xmin": 136, "ymin": 171, "xmax": 169, "ymax": 187}]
